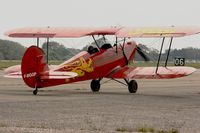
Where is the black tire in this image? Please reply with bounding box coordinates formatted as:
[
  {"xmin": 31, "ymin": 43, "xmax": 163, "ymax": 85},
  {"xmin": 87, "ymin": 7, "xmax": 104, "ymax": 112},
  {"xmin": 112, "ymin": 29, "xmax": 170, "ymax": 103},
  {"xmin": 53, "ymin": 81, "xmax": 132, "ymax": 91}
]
[
  {"xmin": 33, "ymin": 88, "xmax": 38, "ymax": 95},
  {"xmin": 90, "ymin": 79, "xmax": 100, "ymax": 92},
  {"xmin": 128, "ymin": 80, "xmax": 138, "ymax": 93}
]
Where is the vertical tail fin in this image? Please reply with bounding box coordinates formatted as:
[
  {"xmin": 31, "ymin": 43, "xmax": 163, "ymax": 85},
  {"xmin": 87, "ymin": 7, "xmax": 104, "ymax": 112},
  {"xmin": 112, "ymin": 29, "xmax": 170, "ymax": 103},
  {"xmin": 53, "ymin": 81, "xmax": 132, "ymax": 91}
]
[{"xmin": 21, "ymin": 46, "xmax": 48, "ymax": 88}]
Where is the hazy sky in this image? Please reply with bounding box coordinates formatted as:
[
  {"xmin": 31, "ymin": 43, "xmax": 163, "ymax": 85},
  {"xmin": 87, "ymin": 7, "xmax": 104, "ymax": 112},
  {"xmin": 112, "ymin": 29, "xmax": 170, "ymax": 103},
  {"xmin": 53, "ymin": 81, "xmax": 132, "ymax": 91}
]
[{"xmin": 1, "ymin": 0, "xmax": 200, "ymax": 50}]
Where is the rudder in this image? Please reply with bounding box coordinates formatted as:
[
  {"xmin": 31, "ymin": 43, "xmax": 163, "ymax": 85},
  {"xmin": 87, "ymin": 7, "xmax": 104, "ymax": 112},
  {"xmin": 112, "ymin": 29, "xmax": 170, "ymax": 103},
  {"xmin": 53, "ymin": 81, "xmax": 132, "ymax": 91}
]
[{"xmin": 21, "ymin": 46, "xmax": 48, "ymax": 88}]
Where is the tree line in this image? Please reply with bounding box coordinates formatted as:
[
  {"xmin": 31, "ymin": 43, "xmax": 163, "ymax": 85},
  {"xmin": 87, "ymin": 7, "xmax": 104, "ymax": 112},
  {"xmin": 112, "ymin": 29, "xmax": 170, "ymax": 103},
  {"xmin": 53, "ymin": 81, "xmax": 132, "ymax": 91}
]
[
  {"xmin": 135, "ymin": 44, "xmax": 200, "ymax": 62},
  {"xmin": 0, "ymin": 39, "xmax": 80, "ymax": 60}
]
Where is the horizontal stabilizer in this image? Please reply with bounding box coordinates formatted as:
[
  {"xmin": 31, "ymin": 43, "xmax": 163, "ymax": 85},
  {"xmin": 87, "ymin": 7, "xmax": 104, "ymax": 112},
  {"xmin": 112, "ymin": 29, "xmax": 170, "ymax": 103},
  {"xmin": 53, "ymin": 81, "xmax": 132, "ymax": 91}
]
[
  {"xmin": 4, "ymin": 65, "xmax": 21, "ymax": 78},
  {"xmin": 4, "ymin": 72, "xmax": 22, "ymax": 78},
  {"xmin": 4, "ymin": 65, "xmax": 59, "ymax": 79},
  {"xmin": 41, "ymin": 71, "xmax": 78, "ymax": 79},
  {"xmin": 4, "ymin": 71, "xmax": 78, "ymax": 79}
]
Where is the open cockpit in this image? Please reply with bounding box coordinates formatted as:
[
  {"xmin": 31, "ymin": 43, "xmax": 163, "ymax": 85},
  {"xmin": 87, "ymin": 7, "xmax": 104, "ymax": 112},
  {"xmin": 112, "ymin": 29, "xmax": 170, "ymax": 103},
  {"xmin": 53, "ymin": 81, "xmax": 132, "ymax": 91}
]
[{"xmin": 87, "ymin": 37, "xmax": 112, "ymax": 54}]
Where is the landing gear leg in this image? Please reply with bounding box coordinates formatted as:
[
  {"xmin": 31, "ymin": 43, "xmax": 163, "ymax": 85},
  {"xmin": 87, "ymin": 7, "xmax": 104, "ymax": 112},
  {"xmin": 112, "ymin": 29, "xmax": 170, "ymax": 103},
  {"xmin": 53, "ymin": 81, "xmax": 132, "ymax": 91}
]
[
  {"xmin": 125, "ymin": 79, "xmax": 138, "ymax": 93},
  {"xmin": 33, "ymin": 87, "xmax": 38, "ymax": 95},
  {"xmin": 90, "ymin": 79, "xmax": 101, "ymax": 92}
]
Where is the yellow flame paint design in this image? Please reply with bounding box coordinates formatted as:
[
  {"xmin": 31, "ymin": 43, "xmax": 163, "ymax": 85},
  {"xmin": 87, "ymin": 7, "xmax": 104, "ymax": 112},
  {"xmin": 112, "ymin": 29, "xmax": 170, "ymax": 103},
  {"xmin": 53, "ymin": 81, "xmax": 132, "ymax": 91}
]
[{"xmin": 63, "ymin": 57, "xmax": 94, "ymax": 77}]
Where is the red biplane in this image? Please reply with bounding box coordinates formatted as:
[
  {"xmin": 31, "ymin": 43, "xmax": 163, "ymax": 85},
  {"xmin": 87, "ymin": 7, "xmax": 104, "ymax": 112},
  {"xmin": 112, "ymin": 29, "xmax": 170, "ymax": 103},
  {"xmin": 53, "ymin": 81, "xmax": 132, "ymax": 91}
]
[{"xmin": 4, "ymin": 26, "xmax": 199, "ymax": 95}]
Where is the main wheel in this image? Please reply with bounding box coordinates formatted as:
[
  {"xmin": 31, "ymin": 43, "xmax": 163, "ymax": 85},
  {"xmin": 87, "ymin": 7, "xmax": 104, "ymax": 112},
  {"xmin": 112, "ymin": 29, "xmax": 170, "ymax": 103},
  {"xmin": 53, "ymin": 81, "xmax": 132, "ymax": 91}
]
[
  {"xmin": 128, "ymin": 80, "xmax": 138, "ymax": 93},
  {"xmin": 90, "ymin": 79, "xmax": 100, "ymax": 92},
  {"xmin": 33, "ymin": 88, "xmax": 38, "ymax": 95}
]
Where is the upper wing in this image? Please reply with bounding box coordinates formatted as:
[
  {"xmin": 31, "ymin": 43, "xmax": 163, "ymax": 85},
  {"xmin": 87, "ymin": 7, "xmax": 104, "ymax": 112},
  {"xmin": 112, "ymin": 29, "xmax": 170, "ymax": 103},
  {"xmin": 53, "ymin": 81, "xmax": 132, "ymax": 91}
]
[
  {"xmin": 106, "ymin": 66, "xmax": 196, "ymax": 79},
  {"xmin": 5, "ymin": 27, "xmax": 121, "ymax": 38},
  {"xmin": 116, "ymin": 26, "xmax": 200, "ymax": 38},
  {"xmin": 5, "ymin": 26, "xmax": 200, "ymax": 38}
]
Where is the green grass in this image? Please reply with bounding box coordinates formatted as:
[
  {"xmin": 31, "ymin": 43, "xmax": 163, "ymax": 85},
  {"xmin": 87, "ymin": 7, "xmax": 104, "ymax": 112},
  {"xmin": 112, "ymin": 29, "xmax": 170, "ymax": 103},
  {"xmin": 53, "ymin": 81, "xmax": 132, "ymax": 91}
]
[
  {"xmin": 116, "ymin": 127, "xmax": 132, "ymax": 132},
  {"xmin": 0, "ymin": 60, "xmax": 63, "ymax": 70},
  {"xmin": 116, "ymin": 126, "xmax": 179, "ymax": 133},
  {"xmin": 137, "ymin": 126, "xmax": 179, "ymax": 133},
  {"xmin": 48, "ymin": 60, "xmax": 63, "ymax": 65},
  {"xmin": 74, "ymin": 88, "xmax": 81, "ymax": 90},
  {"xmin": 157, "ymin": 129, "xmax": 179, "ymax": 133},
  {"xmin": 149, "ymin": 127, "xmax": 155, "ymax": 133},
  {"xmin": 131, "ymin": 61, "xmax": 200, "ymax": 68},
  {"xmin": 0, "ymin": 60, "xmax": 199, "ymax": 70},
  {"xmin": 138, "ymin": 127, "xmax": 148, "ymax": 132},
  {"xmin": 0, "ymin": 123, "xmax": 8, "ymax": 127},
  {"xmin": 138, "ymin": 126, "xmax": 155, "ymax": 133},
  {"xmin": 0, "ymin": 60, "xmax": 21, "ymax": 69}
]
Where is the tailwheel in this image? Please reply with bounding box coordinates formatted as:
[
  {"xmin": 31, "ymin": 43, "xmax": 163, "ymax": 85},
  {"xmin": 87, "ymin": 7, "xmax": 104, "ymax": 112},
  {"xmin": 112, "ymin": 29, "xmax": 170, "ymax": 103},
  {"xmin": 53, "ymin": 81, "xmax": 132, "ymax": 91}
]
[
  {"xmin": 33, "ymin": 87, "xmax": 38, "ymax": 95},
  {"xmin": 90, "ymin": 79, "xmax": 101, "ymax": 92},
  {"xmin": 128, "ymin": 80, "xmax": 138, "ymax": 93}
]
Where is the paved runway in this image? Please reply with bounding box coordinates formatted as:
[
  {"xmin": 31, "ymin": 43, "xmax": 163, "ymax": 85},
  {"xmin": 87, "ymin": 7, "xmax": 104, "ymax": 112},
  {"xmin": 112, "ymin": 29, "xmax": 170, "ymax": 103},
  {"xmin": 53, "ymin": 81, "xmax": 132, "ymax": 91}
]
[{"xmin": 0, "ymin": 70, "xmax": 200, "ymax": 133}]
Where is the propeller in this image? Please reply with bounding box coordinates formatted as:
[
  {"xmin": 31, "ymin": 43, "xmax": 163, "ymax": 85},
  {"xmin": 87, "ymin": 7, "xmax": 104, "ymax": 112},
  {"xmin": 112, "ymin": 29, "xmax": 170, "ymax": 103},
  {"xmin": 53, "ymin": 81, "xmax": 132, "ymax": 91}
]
[{"xmin": 136, "ymin": 45, "xmax": 150, "ymax": 61}]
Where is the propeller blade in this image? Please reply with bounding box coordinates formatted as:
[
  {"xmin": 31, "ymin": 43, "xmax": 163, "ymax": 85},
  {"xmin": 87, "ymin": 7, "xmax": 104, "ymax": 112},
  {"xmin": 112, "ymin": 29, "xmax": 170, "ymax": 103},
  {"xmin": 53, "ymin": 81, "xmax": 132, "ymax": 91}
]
[{"xmin": 136, "ymin": 46, "xmax": 150, "ymax": 61}]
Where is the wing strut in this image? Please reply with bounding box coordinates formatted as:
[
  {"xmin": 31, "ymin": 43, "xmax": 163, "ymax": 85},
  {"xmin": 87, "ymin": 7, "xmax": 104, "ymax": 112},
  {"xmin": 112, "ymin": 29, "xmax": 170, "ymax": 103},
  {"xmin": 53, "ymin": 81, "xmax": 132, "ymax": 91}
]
[
  {"xmin": 155, "ymin": 37, "xmax": 165, "ymax": 74},
  {"xmin": 115, "ymin": 37, "xmax": 118, "ymax": 53},
  {"xmin": 155, "ymin": 37, "xmax": 174, "ymax": 74},
  {"xmin": 46, "ymin": 38, "xmax": 49, "ymax": 64},
  {"xmin": 111, "ymin": 78, "xmax": 128, "ymax": 86},
  {"xmin": 92, "ymin": 35, "xmax": 100, "ymax": 49},
  {"xmin": 165, "ymin": 37, "xmax": 173, "ymax": 67},
  {"xmin": 121, "ymin": 38, "xmax": 129, "ymax": 65},
  {"xmin": 37, "ymin": 37, "xmax": 39, "ymax": 47},
  {"xmin": 36, "ymin": 37, "xmax": 49, "ymax": 64}
]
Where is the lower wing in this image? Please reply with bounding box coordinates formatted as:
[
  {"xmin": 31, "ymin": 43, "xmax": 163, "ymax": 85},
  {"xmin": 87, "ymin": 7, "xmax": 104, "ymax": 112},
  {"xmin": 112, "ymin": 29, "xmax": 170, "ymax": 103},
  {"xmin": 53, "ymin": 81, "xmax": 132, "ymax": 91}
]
[{"xmin": 106, "ymin": 66, "xmax": 196, "ymax": 79}]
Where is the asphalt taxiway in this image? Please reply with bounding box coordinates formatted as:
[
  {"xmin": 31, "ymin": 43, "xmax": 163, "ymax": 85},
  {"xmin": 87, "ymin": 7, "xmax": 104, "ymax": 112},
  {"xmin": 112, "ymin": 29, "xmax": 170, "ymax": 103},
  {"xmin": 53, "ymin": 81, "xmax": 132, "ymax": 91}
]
[{"xmin": 0, "ymin": 70, "xmax": 200, "ymax": 133}]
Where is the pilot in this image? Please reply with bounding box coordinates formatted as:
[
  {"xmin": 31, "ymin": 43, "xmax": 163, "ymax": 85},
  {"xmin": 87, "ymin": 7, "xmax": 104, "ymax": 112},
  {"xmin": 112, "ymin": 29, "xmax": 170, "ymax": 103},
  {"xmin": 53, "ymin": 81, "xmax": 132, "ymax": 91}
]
[
  {"xmin": 87, "ymin": 45, "xmax": 99, "ymax": 54},
  {"xmin": 100, "ymin": 43, "xmax": 112, "ymax": 50}
]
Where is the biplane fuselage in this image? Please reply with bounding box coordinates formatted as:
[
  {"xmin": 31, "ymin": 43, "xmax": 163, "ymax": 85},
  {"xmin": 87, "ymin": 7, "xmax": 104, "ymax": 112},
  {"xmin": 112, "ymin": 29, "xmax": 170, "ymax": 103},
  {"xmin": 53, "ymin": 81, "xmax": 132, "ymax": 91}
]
[{"xmin": 39, "ymin": 42, "xmax": 136, "ymax": 87}]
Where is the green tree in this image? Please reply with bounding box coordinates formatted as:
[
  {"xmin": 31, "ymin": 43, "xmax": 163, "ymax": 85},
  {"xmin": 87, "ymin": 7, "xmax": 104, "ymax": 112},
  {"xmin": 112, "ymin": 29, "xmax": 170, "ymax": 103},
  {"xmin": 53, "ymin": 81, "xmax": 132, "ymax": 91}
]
[
  {"xmin": 42, "ymin": 41, "xmax": 80, "ymax": 60},
  {"xmin": 0, "ymin": 39, "xmax": 26, "ymax": 60}
]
